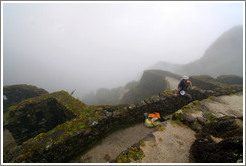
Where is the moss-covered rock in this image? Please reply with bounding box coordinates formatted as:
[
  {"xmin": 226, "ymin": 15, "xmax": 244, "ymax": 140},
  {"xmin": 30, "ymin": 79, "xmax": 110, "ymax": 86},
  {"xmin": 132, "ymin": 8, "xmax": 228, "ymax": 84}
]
[
  {"xmin": 172, "ymin": 109, "xmax": 183, "ymax": 121},
  {"xmin": 3, "ymin": 84, "xmax": 48, "ymax": 113},
  {"xmin": 115, "ymin": 147, "xmax": 144, "ymax": 163},
  {"xmin": 190, "ymin": 115, "xmax": 243, "ymax": 163},
  {"xmin": 203, "ymin": 117, "xmax": 243, "ymax": 138}
]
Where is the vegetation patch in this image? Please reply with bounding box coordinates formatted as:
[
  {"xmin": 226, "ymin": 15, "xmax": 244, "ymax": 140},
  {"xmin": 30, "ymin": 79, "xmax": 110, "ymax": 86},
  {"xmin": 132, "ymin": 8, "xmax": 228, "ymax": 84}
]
[
  {"xmin": 172, "ymin": 109, "xmax": 183, "ymax": 121},
  {"xmin": 116, "ymin": 147, "xmax": 144, "ymax": 163},
  {"xmin": 203, "ymin": 112, "xmax": 217, "ymax": 124},
  {"xmin": 192, "ymin": 100, "xmax": 200, "ymax": 105},
  {"xmin": 181, "ymin": 105, "xmax": 192, "ymax": 112},
  {"xmin": 191, "ymin": 105, "xmax": 201, "ymax": 112},
  {"xmin": 139, "ymin": 141, "xmax": 145, "ymax": 146},
  {"xmin": 116, "ymin": 154, "xmax": 130, "ymax": 163},
  {"xmin": 162, "ymin": 90, "xmax": 176, "ymax": 96}
]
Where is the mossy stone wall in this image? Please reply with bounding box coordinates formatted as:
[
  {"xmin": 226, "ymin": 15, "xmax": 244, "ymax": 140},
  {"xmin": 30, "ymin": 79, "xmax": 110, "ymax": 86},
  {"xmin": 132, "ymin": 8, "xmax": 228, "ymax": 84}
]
[
  {"xmin": 189, "ymin": 76, "xmax": 219, "ymax": 90},
  {"xmin": 216, "ymin": 75, "xmax": 243, "ymax": 85},
  {"xmin": 3, "ymin": 84, "xmax": 48, "ymax": 113},
  {"xmin": 6, "ymin": 97, "xmax": 75, "ymax": 145}
]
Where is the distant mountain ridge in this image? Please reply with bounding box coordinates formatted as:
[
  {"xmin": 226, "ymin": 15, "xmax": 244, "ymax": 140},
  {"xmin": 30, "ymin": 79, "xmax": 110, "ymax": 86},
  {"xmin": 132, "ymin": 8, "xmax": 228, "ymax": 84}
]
[{"xmin": 150, "ymin": 25, "xmax": 243, "ymax": 77}]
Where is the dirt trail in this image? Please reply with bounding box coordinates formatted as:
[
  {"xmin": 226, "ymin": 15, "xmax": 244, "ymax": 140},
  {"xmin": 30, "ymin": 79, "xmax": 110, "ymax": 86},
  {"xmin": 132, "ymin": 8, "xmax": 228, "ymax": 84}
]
[
  {"xmin": 72, "ymin": 123, "xmax": 156, "ymax": 163},
  {"xmin": 138, "ymin": 122, "xmax": 196, "ymax": 163}
]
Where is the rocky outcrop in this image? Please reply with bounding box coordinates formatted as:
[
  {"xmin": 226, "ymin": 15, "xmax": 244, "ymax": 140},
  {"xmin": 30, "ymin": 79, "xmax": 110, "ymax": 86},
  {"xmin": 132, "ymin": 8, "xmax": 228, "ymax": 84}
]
[
  {"xmin": 120, "ymin": 70, "xmax": 180, "ymax": 104},
  {"xmin": 3, "ymin": 84, "xmax": 48, "ymax": 113},
  {"xmin": 203, "ymin": 117, "xmax": 243, "ymax": 138},
  {"xmin": 169, "ymin": 93, "xmax": 243, "ymax": 163},
  {"xmin": 190, "ymin": 132, "xmax": 243, "ymax": 163}
]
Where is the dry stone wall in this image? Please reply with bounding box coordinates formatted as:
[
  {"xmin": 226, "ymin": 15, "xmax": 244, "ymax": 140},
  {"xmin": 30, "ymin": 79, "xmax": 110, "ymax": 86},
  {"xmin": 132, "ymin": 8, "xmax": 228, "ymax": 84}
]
[{"xmin": 6, "ymin": 97, "xmax": 75, "ymax": 145}]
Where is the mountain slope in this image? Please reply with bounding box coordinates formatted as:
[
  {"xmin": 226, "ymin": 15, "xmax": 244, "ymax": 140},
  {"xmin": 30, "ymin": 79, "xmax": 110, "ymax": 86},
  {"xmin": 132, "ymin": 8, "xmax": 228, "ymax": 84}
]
[{"xmin": 151, "ymin": 25, "xmax": 243, "ymax": 77}]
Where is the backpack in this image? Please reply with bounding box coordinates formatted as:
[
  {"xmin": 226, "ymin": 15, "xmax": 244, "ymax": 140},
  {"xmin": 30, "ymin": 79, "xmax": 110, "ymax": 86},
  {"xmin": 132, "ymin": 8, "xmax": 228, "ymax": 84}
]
[
  {"xmin": 148, "ymin": 112, "xmax": 161, "ymax": 122},
  {"xmin": 144, "ymin": 112, "xmax": 162, "ymax": 127}
]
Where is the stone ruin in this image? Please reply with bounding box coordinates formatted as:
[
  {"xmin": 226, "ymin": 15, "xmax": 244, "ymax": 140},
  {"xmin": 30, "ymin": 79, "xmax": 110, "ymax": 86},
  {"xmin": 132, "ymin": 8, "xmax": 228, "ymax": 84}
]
[{"xmin": 3, "ymin": 76, "xmax": 243, "ymax": 163}]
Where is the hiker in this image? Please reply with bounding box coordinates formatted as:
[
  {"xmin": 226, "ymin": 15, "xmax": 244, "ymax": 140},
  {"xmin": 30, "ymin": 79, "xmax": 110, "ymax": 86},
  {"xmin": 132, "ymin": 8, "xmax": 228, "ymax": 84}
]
[
  {"xmin": 175, "ymin": 76, "xmax": 192, "ymax": 101},
  {"xmin": 144, "ymin": 112, "xmax": 167, "ymax": 127}
]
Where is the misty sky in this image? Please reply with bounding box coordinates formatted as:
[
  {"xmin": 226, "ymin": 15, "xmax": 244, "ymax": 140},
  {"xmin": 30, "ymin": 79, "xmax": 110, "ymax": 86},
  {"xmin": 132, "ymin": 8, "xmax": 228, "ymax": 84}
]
[{"xmin": 2, "ymin": 2, "xmax": 244, "ymax": 97}]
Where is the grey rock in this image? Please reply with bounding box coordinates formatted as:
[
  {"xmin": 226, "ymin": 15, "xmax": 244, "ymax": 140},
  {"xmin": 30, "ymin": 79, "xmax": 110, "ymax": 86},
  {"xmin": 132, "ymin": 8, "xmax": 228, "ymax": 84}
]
[{"xmin": 181, "ymin": 112, "xmax": 196, "ymax": 124}]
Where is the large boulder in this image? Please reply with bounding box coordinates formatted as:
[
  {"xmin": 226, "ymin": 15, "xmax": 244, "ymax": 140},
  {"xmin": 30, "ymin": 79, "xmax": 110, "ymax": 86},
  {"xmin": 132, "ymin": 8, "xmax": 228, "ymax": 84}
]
[
  {"xmin": 189, "ymin": 115, "xmax": 243, "ymax": 163},
  {"xmin": 203, "ymin": 117, "xmax": 243, "ymax": 138}
]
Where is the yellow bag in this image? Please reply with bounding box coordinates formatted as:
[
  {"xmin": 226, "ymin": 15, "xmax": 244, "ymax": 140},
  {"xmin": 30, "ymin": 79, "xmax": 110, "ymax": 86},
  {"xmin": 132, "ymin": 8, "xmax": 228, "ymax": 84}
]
[{"xmin": 145, "ymin": 118, "xmax": 161, "ymax": 128}]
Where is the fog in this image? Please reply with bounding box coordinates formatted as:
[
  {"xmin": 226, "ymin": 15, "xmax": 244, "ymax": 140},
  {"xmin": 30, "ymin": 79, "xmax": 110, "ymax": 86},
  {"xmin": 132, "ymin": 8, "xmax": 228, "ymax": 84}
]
[{"xmin": 2, "ymin": 2, "xmax": 243, "ymax": 98}]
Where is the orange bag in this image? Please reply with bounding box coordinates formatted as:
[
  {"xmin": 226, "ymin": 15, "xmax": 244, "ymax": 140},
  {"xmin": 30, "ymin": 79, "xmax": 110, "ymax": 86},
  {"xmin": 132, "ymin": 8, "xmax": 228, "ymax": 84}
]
[{"xmin": 148, "ymin": 112, "xmax": 161, "ymax": 119}]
